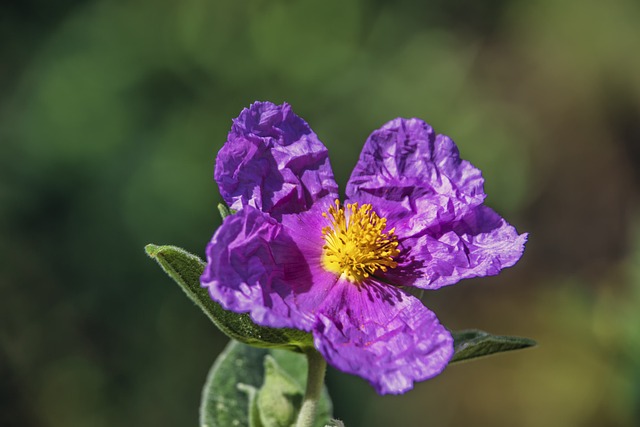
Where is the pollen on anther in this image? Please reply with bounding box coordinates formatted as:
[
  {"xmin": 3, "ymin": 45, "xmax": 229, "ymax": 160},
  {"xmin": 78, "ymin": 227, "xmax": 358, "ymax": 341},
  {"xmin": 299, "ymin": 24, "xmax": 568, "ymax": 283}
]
[{"xmin": 321, "ymin": 200, "xmax": 400, "ymax": 283}]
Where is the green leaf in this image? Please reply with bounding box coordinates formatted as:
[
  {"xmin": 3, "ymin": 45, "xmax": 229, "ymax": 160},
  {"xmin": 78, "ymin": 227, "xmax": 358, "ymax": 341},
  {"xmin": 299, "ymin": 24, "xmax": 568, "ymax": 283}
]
[
  {"xmin": 267, "ymin": 352, "xmax": 332, "ymax": 427},
  {"xmin": 217, "ymin": 203, "xmax": 236, "ymax": 220},
  {"xmin": 201, "ymin": 340, "xmax": 333, "ymax": 427},
  {"xmin": 237, "ymin": 383, "xmax": 262, "ymax": 427},
  {"xmin": 145, "ymin": 244, "xmax": 313, "ymax": 351},
  {"xmin": 256, "ymin": 356, "xmax": 303, "ymax": 427},
  {"xmin": 450, "ymin": 329, "xmax": 536, "ymax": 363}
]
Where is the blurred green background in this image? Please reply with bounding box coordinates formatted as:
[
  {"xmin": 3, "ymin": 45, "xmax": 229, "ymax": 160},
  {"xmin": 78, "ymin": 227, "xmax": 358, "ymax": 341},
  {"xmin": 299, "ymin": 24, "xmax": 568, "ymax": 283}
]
[{"xmin": 2, "ymin": 0, "xmax": 640, "ymax": 426}]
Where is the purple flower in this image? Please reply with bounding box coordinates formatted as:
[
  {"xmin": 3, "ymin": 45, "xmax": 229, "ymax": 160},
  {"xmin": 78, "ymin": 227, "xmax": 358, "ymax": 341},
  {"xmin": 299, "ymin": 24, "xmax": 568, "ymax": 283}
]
[{"xmin": 201, "ymin": 101, "xmax": 527, "ymax": 394}]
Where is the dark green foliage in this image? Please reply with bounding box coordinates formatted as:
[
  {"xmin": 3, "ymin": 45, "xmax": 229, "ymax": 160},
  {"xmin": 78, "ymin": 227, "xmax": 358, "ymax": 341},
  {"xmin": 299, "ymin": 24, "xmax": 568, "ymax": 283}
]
[
  {"xmin": 145, "ymin": 244, "xmax": 314, "ymax": 351},
  {"xmin": 451, "ymin": 330, "xmax": 536, "ymax": 363},
  {"xmin": 200, "ymin": 340, "xmax": 332, "ymax": 427}
]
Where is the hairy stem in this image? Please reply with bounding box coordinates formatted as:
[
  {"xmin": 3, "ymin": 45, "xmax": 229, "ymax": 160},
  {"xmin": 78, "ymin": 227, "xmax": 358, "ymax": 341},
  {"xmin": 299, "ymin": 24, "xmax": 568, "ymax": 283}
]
[{"xmin": 295, "ymin": 349, "xmax": 327, "ymax": 427}]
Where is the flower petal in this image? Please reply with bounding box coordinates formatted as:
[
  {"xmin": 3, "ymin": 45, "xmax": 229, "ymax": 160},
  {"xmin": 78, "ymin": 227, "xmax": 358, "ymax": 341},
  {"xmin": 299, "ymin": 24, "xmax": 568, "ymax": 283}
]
[
  {"xmin": 312, "ymin": 279, "xmax": 454, "ymax": 395},
  {"xmin": 201, "ymin": 206, "xmax": 337, "ymax": 330},
  {"xmin": 215, "ymin": 101, "xmax": 339, "ymax": 219},
  {"xmin": 346, "ymin": 119, "xmax": 485, "ymax": 236},
  {"xmin": 382, "ymin": 206, "xmax": 528, "ymax": 290}
]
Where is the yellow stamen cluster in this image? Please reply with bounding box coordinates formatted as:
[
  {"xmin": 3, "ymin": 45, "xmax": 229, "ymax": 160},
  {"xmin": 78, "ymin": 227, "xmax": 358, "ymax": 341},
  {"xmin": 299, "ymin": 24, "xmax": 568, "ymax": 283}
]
[{"xmin": 321, "ymin": 199, "xmax": 400, "ymax": 283}]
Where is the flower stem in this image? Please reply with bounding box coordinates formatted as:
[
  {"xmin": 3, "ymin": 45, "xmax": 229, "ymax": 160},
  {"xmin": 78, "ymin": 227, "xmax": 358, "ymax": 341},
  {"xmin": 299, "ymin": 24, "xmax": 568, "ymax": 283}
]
[{"xmin": 295, "ymin": 349, "xmax": 327, "ymax": 427}]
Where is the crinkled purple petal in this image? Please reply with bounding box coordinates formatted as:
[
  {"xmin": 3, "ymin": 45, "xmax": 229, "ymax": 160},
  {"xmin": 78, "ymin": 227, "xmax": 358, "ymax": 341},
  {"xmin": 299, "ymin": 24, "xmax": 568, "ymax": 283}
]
[
  {"xmin": 382, "ymin": 206, "xmax": 528, "ymax": 290},
  {"xmin": 312, "ymin": 279, "xmax": 454, "ymax": 395},
  {"xmin": 346, "ymin": 119, "xmax": 485, "ymax": 237},
  {"xmin": 200, "ymin": 206, "xmax": 337, "ymax": 330},
  {"xmin": 214, "ymin": 101, "xmax": 338, "ymax": 219},
  {"xmin": 279, "ymin": 196, "xmax": 334, "ymax": 259}
]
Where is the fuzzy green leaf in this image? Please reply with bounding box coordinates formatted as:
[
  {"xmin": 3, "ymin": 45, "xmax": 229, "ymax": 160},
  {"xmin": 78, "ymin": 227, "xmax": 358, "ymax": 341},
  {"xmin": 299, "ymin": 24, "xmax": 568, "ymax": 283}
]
[
  {"xmin": 145, "ymin": 244, "xmax": 313, "ymax": 351},
  {"xmin": 256, "ymin": 355, "xmax": 303, "ymax": 427},
  {"xmin": 450, "ymin": 329, "xmax": 536, "ymax": 363},
  {"xmin": 200, "ymin": 340, "xmax": 332, "ymax": 427},
  {"xmin": 217, "ymin": 203, "xmax": 236, "ymax": 220},
  {"xmin": 237, "ymin": 383, "xmax": 262, "ymax": 427}
]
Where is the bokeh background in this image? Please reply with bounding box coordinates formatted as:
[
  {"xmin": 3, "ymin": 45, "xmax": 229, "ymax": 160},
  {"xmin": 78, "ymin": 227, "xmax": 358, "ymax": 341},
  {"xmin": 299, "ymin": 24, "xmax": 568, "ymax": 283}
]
[{"xmin": 2, "ymin": 0, "xmax": 640, "ymax": 426}]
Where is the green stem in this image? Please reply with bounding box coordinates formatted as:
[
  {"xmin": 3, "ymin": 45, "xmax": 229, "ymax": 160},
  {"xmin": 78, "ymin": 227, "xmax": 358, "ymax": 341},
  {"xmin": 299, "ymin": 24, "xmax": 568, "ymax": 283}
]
[{"xmin": 295, "ymin": 349, "xmax": 327, "ymax": 427}]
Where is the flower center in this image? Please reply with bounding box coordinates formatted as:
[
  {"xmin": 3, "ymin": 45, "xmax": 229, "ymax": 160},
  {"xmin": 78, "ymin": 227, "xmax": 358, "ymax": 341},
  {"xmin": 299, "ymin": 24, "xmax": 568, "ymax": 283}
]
[{"xmin": 321, "ymin": 199, "xmax": 400, "ymax": 283}]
